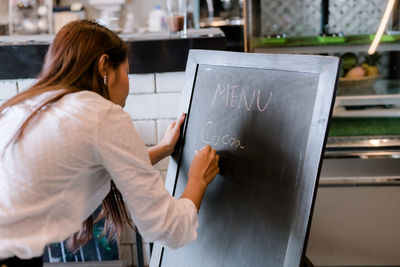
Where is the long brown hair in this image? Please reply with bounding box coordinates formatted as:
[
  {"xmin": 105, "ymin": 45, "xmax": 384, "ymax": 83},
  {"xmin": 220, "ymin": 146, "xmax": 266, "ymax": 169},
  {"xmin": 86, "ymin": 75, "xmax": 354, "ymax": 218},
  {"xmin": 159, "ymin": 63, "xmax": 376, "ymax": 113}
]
[{"xmin": 0, "ymin": 20, "xmax": 133, "ymax": 250}]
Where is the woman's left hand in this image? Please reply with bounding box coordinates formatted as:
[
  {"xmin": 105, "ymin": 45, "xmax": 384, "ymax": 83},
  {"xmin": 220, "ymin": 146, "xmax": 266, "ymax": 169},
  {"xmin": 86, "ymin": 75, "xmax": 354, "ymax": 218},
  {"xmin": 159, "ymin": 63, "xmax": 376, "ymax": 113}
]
[{"xmin": 159, "ymin": 113, "xmax": 186, "ymax": 156}]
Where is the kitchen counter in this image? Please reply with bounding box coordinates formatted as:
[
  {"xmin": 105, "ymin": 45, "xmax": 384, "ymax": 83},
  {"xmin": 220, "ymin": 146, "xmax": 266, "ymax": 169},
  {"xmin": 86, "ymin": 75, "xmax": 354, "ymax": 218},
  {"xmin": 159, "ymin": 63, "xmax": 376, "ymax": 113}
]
[{"xmin": 0, "ymin": 28, "xmax": 226, "ymax": 79}]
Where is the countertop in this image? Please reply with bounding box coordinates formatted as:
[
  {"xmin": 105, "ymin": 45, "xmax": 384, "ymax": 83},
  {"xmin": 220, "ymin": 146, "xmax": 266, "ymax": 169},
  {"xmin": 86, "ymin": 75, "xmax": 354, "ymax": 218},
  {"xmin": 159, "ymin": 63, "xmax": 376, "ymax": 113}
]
[{"xmin": 0, "ymin": 28, "xmax": 226, "ymax": 79}]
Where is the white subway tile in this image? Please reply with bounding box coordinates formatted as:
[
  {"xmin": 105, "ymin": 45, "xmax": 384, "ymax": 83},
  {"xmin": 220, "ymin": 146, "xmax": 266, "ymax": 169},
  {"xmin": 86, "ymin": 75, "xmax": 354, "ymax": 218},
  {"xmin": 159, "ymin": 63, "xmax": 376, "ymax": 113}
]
[
  {"xmin": 133, "ymin": 120, "xmax": 157, "ymax": 145},
  {"xmin": 0, "ymin": 80, "xmax": 18, "ymax": 100},
  {"xmin": 155, "ymin": 72, "xmax": 185, "ymax": 93},
  {"xmin": 157, "ymin": 119, "xmax": 175, "ymax": 143},
  {"xmin": 154, "ymin": 156, "xmax": 170, "ymax": 172},
  {"xmin": 129, "ymin": 74, "xmax": 155, "ymax": 94},
  {"xmin": 17, "ymin": 79, "xmax": 36, "ymax": 92},
  {"xmin": 124, "ymin": 93, "xmax": 180, "ymax": 120}
]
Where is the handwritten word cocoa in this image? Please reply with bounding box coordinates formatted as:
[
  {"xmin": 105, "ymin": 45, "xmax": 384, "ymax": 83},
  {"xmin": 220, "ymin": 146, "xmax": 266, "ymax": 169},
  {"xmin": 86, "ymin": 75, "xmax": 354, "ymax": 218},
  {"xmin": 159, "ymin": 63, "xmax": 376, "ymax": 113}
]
[{"xmin": 201, "ymin": 121, "xmax": 245, "ymax": 149}]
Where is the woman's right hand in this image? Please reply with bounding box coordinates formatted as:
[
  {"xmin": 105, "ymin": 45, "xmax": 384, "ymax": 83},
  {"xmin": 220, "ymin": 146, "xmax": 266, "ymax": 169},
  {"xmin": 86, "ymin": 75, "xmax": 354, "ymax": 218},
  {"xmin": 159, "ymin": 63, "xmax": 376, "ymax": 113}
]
[
  {"xmin": 189, "ymin": 145, "xmax": 220, "ymax": 186},
  {"xmin": 181, "ymin": 145, "xmax": 219, "ymax": 211}
]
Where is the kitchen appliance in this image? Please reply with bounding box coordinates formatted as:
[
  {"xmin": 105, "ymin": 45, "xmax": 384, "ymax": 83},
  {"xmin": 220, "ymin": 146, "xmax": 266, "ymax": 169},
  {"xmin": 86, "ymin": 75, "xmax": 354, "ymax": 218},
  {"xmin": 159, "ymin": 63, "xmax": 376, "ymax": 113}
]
[
  {"xmin": 200, "ymin": 0, "xmax": 243, "ymax": 27},
  {"xmin": 8, "ymin": 0, "xmax": 53, "ymax": 35},
  {"xmin": 88, "ymin": 0, "xmax": 125, "ymax": 32}
]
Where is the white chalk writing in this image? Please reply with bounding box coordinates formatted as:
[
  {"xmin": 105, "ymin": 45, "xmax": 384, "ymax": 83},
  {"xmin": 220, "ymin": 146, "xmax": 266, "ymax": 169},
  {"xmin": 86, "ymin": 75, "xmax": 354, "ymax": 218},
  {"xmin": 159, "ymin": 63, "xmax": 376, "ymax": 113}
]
[
  {"xmin": 201, "ymin": 121, "xmax": 245, "ymax": 150},
  {"xmin": 211, "ymin": 83, "xmax": 272, "ymax": 112}
]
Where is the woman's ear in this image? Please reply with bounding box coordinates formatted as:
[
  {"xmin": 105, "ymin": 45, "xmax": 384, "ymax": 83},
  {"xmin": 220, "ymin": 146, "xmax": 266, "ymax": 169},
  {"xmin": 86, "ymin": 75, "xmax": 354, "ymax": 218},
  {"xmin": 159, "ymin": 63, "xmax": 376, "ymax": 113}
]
[{"xmin": 98, "ymin": 54, "xmax": 109, "ymax": 76}]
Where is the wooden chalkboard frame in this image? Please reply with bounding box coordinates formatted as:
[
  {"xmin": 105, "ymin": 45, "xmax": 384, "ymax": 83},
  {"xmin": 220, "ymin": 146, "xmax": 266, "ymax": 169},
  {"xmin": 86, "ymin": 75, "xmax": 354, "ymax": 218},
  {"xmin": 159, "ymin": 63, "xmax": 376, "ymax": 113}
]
[{"xmin": 150, "ymin": 50, "xmax": 340, "ymax": 267}]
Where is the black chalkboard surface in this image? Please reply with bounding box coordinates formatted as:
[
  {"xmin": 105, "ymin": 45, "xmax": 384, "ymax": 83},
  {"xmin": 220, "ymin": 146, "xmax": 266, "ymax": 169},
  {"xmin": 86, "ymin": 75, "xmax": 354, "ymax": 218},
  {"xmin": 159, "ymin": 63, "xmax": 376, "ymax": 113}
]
[{"xmin": 150, "ymin": 50, "xmax": 340, "ymax": 267}]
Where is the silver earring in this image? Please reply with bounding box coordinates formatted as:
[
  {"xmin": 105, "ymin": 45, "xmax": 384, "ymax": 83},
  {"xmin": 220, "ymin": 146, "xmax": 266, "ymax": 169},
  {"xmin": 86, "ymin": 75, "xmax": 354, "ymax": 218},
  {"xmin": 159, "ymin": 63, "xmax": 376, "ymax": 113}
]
[{"xmin": 103, "ymin": 75, "xmax": 107, "ymax": 86}]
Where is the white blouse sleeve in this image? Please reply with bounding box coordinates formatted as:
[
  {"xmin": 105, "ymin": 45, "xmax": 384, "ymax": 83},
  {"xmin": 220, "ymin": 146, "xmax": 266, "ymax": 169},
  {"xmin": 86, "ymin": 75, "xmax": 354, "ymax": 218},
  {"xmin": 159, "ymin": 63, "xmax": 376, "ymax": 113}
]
[{"xmin": 95, "ymin": 103, "xmax": 198, "ymax": 249}]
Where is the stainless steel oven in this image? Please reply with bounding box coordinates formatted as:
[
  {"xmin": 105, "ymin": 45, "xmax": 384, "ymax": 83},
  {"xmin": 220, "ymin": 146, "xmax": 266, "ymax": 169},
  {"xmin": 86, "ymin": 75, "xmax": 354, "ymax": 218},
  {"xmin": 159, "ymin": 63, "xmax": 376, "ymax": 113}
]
[{"xmin": 306, "ymin": 136, "xmax": 400, "ymax": 266}]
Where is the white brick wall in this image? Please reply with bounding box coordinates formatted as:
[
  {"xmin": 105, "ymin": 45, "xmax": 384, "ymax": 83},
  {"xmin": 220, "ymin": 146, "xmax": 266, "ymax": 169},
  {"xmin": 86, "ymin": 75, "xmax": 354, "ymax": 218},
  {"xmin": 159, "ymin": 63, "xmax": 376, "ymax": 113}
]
[
  {"xmin": 16, "ymin": 79, "xmax": 36, "ymax": 92},
  {"xmin": 123, "ymin": 73, "xmax": 184, "ymax": 266},
  {"xmin": 0, "ymin": 80, "xmax": 18, "ymax": 99},
  {"xmin": 133, "ymin": 120, "xmax": 157, "ymax": 145},
  {"xmin": 124, "ymin": 93, "xmax": 181, "ymax": 120},
  {"xmin": 157, "ymin": 119, "xmax": 175, "ymax": 143},
  {"xmin": 129, "ymin": 74, "xmax": 155, "ymax": 94},
  {"xmin": 155, "ymin": 72, "xmax": 185, "ymax": 93}
]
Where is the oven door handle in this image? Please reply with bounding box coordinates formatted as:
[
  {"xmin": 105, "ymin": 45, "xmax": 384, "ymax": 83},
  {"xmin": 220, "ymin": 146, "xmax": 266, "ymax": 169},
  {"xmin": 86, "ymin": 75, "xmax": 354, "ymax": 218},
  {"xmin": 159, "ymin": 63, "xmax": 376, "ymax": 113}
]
[{"xmin": 319, "ymin": 176, "xmax": 400, "ymax": 187}]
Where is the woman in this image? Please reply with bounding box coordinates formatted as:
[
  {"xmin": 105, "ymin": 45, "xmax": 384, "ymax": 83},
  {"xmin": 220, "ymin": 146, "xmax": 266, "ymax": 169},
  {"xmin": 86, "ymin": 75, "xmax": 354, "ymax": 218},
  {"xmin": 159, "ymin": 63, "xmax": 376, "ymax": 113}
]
[{"xmin": 0, "ymin": 20, "xmax": 219, "ymax": 266}]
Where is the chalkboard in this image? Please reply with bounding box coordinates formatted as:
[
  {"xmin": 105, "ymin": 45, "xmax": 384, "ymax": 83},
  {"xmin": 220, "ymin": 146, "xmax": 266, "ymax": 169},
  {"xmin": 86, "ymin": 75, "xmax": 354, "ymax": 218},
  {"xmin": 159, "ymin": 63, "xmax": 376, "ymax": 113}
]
[{"xmin": 150, "ymin": 50, "xmax": 340, "ymax": 267}]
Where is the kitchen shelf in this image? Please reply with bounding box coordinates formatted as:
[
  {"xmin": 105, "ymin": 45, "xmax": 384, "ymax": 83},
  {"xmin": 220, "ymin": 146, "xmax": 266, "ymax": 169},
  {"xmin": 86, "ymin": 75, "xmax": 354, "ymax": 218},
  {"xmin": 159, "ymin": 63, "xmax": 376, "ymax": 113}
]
[{"xmin": 252, "ymin": 35, "xmax": 400, "ymax": 54}]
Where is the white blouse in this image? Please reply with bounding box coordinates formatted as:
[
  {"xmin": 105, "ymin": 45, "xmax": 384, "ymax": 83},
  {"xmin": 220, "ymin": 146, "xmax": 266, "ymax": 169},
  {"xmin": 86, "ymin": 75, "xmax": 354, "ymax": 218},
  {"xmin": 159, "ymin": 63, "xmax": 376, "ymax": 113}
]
[{"xmin": 0, "ymin": 90, "xmax": 198, "ymax": 259}]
